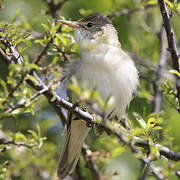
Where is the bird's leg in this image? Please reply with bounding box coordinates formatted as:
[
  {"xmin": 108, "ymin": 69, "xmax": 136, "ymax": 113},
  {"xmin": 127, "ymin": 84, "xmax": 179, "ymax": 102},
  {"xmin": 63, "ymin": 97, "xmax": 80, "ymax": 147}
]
[
  {"xmin": 115, "ymin": 115, "xmax": 130, "ymax": 130},
  {"xmin": 106, "ymin": 110, "xmax": 115, "ymax": 119},
  {"xmin": 66, "ymin": 102, "xmax": 80, "ymax": 128},
  {"xmin": 81, "ymin": 106, "xmax": 95, "ymax": 128},
  {"xmin": 68, "ymin": 102, "xmax": 95, "ymax": 128}
]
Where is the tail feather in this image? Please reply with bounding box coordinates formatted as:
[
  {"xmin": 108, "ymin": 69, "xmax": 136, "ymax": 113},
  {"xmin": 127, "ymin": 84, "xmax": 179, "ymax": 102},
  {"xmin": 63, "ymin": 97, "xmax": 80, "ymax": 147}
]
[{"xmin": 57, "ymin": 120, "xmax": 90, "ymax": 179}]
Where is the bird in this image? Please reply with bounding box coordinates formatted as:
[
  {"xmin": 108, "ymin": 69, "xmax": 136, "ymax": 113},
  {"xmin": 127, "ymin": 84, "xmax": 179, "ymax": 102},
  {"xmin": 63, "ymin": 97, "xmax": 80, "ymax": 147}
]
[{"xmin": 57, "ymin": 12, "xmax": 139, "ymax": 179}]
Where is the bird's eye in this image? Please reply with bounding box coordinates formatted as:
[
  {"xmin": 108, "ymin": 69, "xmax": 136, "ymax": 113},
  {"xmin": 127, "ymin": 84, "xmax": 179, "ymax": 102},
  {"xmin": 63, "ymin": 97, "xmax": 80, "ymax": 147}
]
[{"xmin": 86, "ymin": 22, "xmax": 93, "ymax": 28}]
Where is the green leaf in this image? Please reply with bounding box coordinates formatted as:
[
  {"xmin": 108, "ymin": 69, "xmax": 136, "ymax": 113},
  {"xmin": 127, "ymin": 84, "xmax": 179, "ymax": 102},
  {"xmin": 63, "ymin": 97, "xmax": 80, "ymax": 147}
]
[
  {"xmin": 169, "ymin": 69, "xmax": 180, "ymax": 78},
  {"xmin": 150, "ymin": 143, "xmax": 160, "ymax": 160},
  {"xmin": 50, "ymin": 93, "xmax": 57, "ymax": 102},
  {"xmin": 176, "ymin": 2, "xmax": 180, "ymax": 11},
  {"xmin": 152, "ymin": 126, "xmax": 162, "ymax": 131},
  {"xmin": 41, "ymin": 23, "xmax": 50, "ymax": 33},
  {"xmin": 147, "ymin": 0, "xmax": 158, "ymax": 5},
  {"xmin": 69, "ymin": 77, "xmax": 82, "ymax": 96},
  {"xmin": 27, "ymin": 64, "xmax": 40, "ymax": 71},
  {"xmin": 133, "ymin": 112, "xmax": 146, "ymax": 128},
  {"xmin": 104, "ymin": 96, "xmax": 115, "ymax": 110},
  {"xmin": 52, "ymin": 56, "xmax": 59, "ymax": 64},
  {"xmin": 21, "ymin": 17, "xmax": 32, "ymax": 30},
  {"xmin": 8, "ymin": 64, "xmax": 22, "ymax": 73},
  {"xmin": 165, "ymin": 0, "xmax": 173, "ymax": 9},
  {"xmin": 147, "ymin": 117, "xmax": 156, "ymax": 130},
  {"xmin": 51, "ymin": 24, "xmax": 60, "ymax": 34},
  {"xmin": 25, "ymin": 75, "xmax": 38, "ymax": 85},
  {"xmin": 27, "ymin": 130, "xmax": 38, "ymax": 139},
  {"xmin": 137, "ymin": 118, "xmax": 147, "ymax": 129},
  {"xmin": 0, "ymin": 79, "xmax": 8, "ymax": 97},
  {"xmin": 112, "ymin": 146, "xmax": 125, "ymax": 158},
  {"xmin": 15, "ymin": 132, "xmax": 27, "ymax": 142},
  {"xmin": 10, "ymin": 10, "xmax": 22, "ymax": 23},
  {"xmin": 34, "ymin": 39, "xmax": 45, "ymax": 46}
]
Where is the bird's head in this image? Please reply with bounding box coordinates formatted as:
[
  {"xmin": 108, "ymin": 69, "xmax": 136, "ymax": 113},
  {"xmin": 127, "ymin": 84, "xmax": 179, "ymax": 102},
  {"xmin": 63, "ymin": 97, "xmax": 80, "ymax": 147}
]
[{"xmin": 57, "ymin": 12, "xmax": 119, "ymax": 47}]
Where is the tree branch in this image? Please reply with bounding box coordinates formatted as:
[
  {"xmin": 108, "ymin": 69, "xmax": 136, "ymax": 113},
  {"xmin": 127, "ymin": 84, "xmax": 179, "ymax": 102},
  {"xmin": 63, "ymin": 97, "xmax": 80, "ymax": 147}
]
[
  {"xmin": 0, "ymin": 46, "xmax": 14, "ymax": 65},
  {"xmin": 0, "ymin": 138, "xmax": 32, "ymax": 148},
  {"xmin": 44, "ymin": 0, "xmax": 69, "ymax": 18},
  {"xmin": 158, "ymin": 0, "xmax": 180, "ymax": 106},
  {"xmin": 135, "ymin": 139, "xmax": 180, "ymax": 161},
  {"xmin": 82, "ymin": 144, "xmax": 101, "ymax": 180}
]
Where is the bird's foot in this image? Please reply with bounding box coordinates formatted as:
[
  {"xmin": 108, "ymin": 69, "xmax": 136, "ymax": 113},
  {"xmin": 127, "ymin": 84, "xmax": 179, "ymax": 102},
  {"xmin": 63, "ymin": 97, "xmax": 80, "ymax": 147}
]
[
  {"xmin": 82, "ymin": 106, "xmax": 96, "ymax": 128},
  {"xmin": 69, "ymin": 102, "xmax": 80, "ymax": 119},
  {"xmin": 86, "ymin": 120, "xmax": 95, "ymax": 128}
]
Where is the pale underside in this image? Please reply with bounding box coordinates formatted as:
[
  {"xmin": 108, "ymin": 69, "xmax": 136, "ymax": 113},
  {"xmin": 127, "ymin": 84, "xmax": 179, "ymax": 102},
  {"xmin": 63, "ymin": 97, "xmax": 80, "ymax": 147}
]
[{"xmin": 64, "ymin": 43, "xmax": 138, "ymax": 117}]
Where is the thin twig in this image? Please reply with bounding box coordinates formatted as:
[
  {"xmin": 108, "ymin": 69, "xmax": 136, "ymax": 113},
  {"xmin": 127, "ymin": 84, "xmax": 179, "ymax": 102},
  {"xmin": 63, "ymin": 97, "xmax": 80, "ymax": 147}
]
[
  {"xmin": 82, "ymin": 144, "xmax": 101, "ymax": 180},
  {"xmin": 75, "ymin": 162, "xmax": 84, "ymax": 180},
  {"xmin": 33, "ymin": 25, "xmax": 62, "ymax": 66},
  {"xmin": 8, "ymin": 73, "xmax": 26, "ymax": 97},
  {"xmin": 44, "ymin": 0, "xmax": 69, "ymax": 18},
  {"xmin": 0, "ymin": 38, "xmax": 23, "ymax": 64},
  {"xmin": 0, "ymin": 138, "xmax": 32, "ymax": 148},
  {"xmin": 138, "ymin": 162, "xmax": 149, "ymax": 180},
  {"xmin": 0, "ymin": 47, "xmax": 14, "ymax": 64}
]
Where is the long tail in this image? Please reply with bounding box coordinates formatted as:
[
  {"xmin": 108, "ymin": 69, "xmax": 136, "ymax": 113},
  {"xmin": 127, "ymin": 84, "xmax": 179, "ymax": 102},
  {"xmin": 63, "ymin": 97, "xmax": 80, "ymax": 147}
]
[{"xmin": 57, "ymin": 120, "xmax": 90, "ymax": 179}]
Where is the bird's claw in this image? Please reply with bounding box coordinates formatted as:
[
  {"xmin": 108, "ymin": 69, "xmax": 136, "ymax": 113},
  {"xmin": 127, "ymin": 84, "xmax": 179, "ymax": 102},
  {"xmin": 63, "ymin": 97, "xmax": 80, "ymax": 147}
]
[
  {"xmin": 86, "ymin": 120, "xmax": 95, "ymax": 128},
  {"xmin": 81, "ymin": 106, "xmax": 87, "ymax": 112}
]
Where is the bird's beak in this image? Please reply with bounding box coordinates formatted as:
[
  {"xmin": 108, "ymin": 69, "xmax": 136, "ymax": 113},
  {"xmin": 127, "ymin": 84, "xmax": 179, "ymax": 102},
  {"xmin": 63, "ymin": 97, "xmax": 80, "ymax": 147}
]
[{"xmin": 56, "ymin": 20, "xmax": 82, "ymax": 29}]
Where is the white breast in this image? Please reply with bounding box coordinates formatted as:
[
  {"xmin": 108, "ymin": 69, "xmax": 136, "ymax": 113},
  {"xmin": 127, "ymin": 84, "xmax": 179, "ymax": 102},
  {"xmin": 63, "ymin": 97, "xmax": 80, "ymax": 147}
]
[{"xmin": 64, "ymin": 45, "xmax": 138, "ymax": 117}]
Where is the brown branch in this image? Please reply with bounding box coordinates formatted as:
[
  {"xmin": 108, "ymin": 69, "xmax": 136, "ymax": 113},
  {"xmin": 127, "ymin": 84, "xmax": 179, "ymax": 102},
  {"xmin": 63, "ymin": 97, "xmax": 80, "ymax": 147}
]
[
  {"xmin": 135, "ymin": 139, "xmax": 180, "ymax": 161},
  {"xmin": 0, "ymin": 47, "xmax": 14, "ymax": 64},
  {"xmin": 75, "ymin": 162, "xmax": 84, "ymax": 179},
  {"xmin": 33, "ymin": 25, "xmax": 62, "ymax": 65},
  {"xmin": 8, "ymin": 73, "xmax": 26, "ymax": 97},
  {"xmin": 34, "ymin": 38, "xmax": 53, "ymax": 65},
  {"xmin": 138, "ymin": 162, "xmax": 149, "ymax": 180},
  {"xmin": 44, "ymin": 0, "xmax": 69, "ymax": 18},
  {"xmin": 0, "ymin": 38, "xmax": 26, "ymax": 101},
  {"xmin": 0, "ymin": 138, "xmax": 32, "ymax": 148},
  {"xmin": 82, "ymin": 144, "xmax": 101, "ymax": 180},
  {"xmin": 158, "ymin": 0, "xmax": 180, "ymax": 106},
  {"xmin": 0, "ymin": 38, "xmax": 23, "ymax": 64}
]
